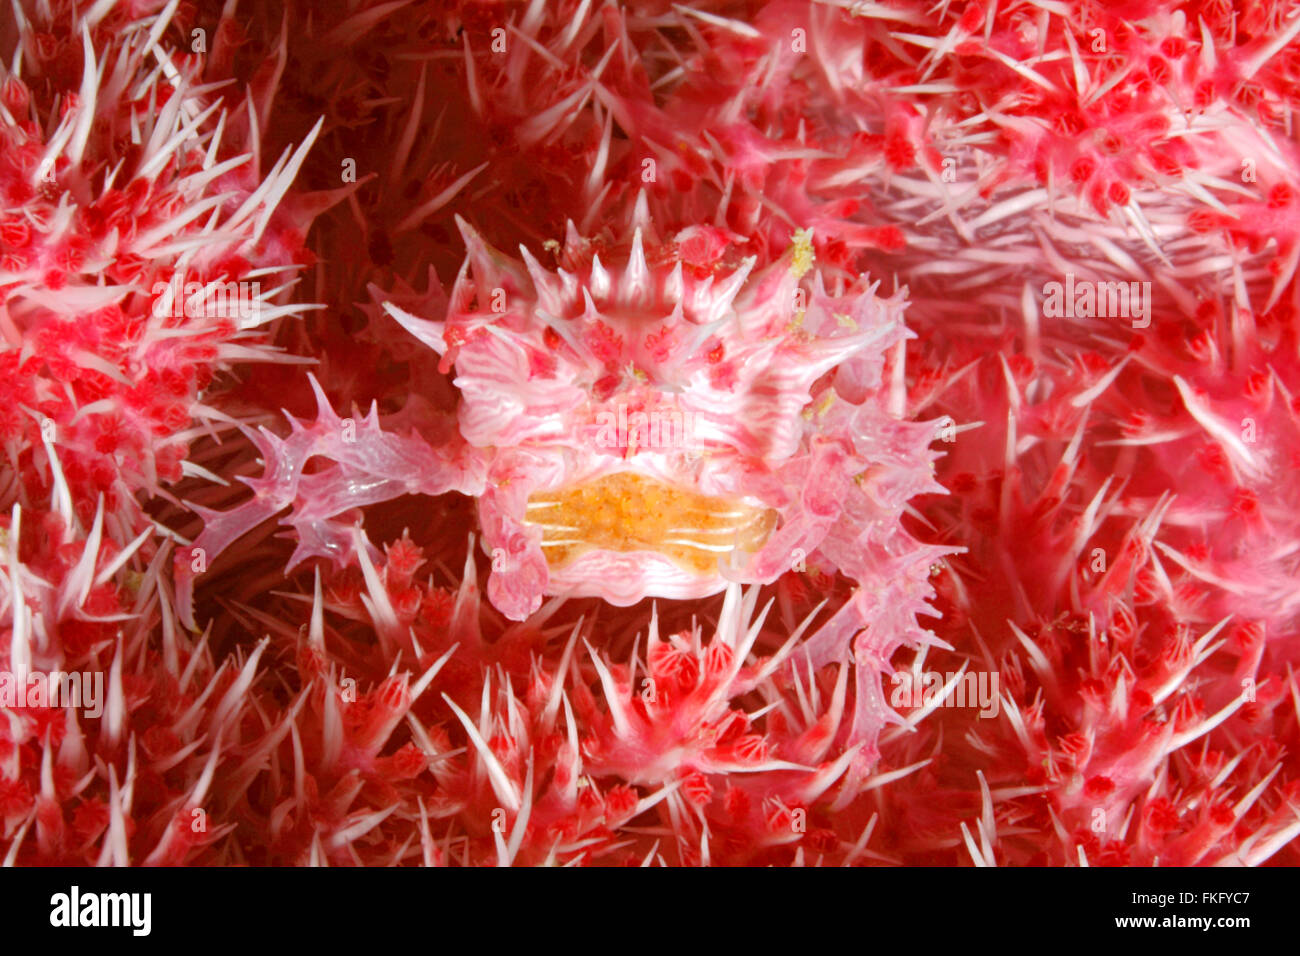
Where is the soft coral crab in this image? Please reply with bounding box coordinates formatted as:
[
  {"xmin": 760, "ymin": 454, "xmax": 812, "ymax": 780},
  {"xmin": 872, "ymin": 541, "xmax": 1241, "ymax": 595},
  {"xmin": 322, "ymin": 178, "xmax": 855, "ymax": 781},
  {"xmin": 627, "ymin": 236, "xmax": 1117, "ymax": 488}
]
[
  {"xmin": 175, "ymin": 209, "xmax": 951, "ymax": 750},
  {"xmin": 382, "ymin": 212, "xmax": 947, "ymax": 625}
]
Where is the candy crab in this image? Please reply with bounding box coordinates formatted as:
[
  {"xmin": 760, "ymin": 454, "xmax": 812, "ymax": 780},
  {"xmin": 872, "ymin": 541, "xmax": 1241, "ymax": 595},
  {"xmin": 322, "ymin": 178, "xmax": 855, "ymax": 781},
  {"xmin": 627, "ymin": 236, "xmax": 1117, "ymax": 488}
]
[{"xmin": 175, "ymin": 209, "xmax": 952, "ymax": 750}]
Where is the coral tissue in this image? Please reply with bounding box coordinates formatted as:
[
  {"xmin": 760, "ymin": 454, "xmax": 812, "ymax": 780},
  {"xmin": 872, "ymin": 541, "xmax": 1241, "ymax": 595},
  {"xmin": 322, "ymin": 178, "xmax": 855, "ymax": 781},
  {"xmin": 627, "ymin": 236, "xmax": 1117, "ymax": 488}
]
[{"xmin": 1, "ymin": 0, "xmax": 1299, "ymax": 867}]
